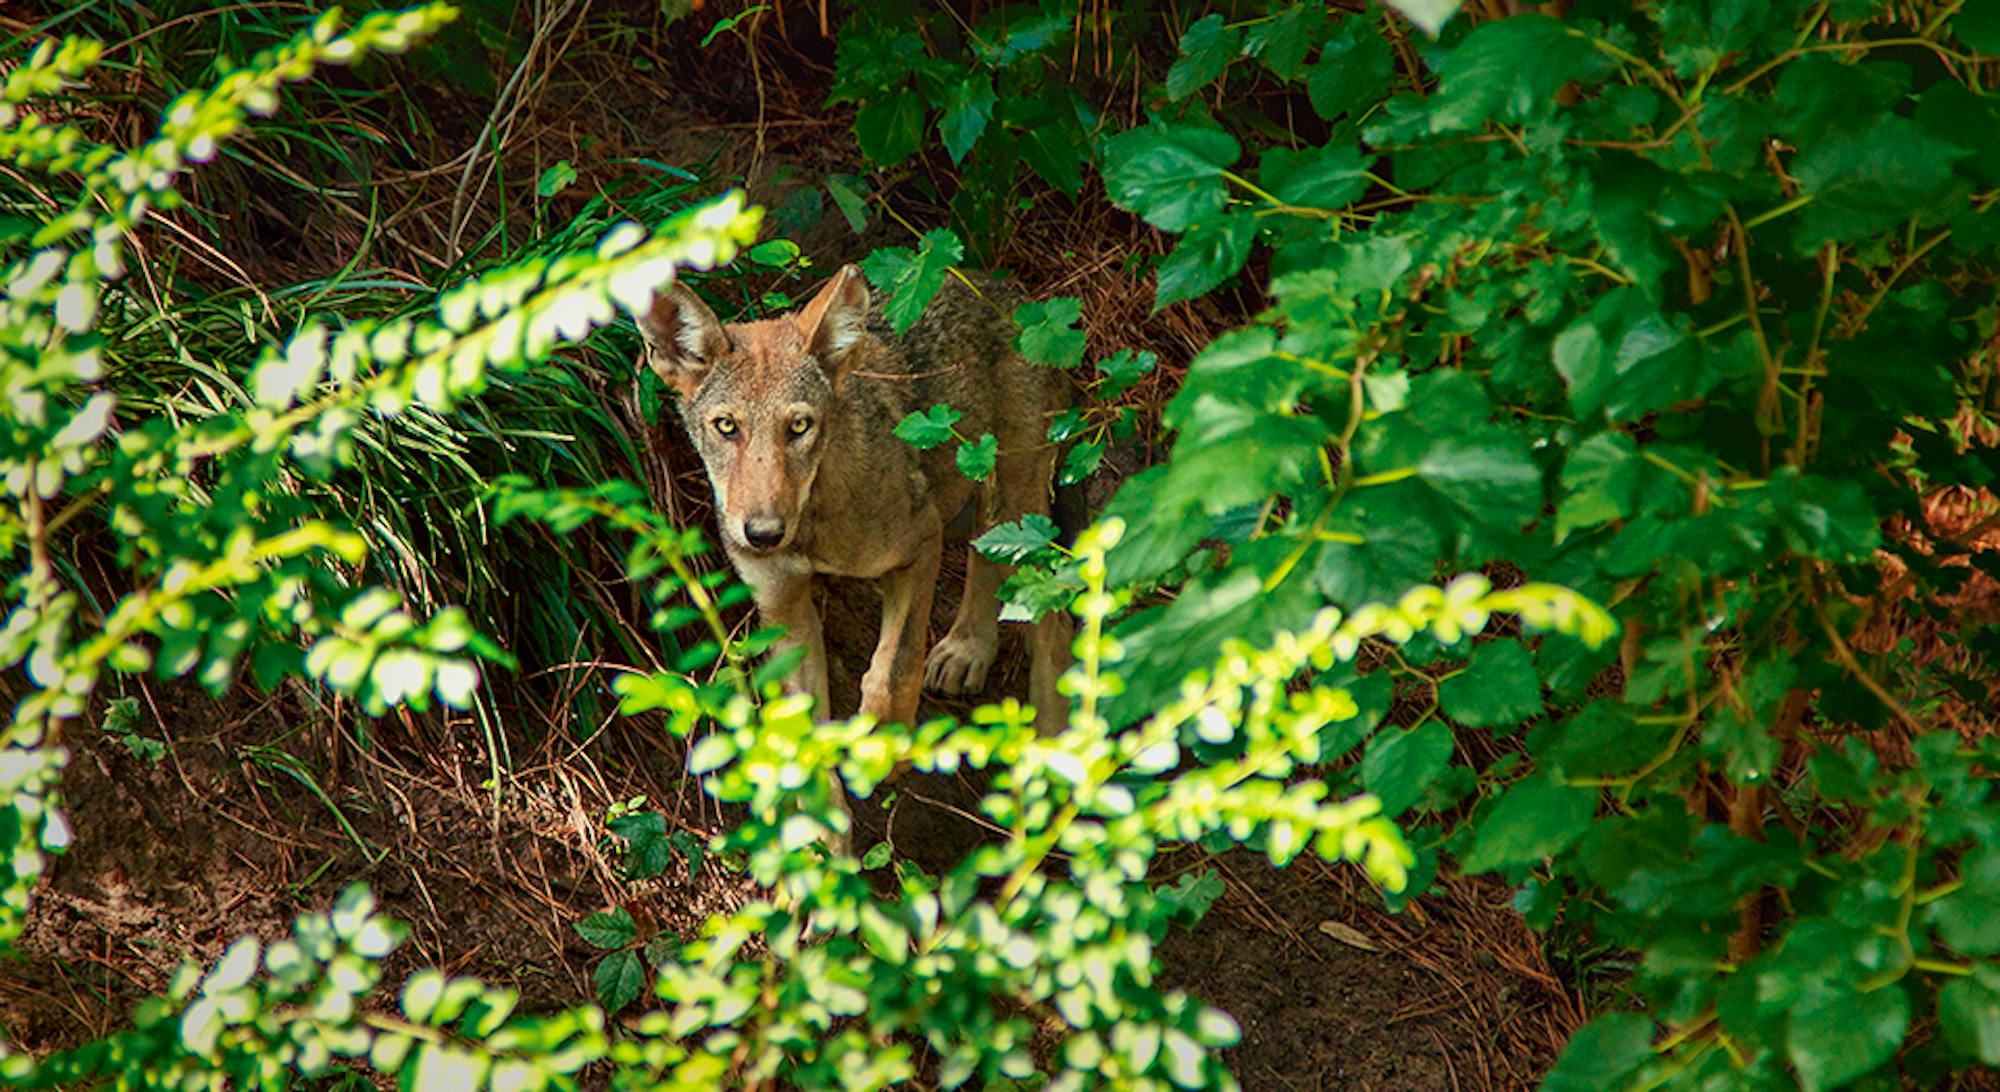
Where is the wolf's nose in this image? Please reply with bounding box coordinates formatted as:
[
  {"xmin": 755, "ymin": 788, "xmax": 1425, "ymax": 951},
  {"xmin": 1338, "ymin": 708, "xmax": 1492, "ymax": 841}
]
[{"xmin": 743, "ymin": 518, "xmax": 786, "ymax": 550}]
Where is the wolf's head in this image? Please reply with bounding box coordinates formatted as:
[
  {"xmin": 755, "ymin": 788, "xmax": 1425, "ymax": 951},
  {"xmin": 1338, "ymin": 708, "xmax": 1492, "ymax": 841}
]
[{"xmin": 637, "ymin": 265, "xmax": 870, "ymax": 556}]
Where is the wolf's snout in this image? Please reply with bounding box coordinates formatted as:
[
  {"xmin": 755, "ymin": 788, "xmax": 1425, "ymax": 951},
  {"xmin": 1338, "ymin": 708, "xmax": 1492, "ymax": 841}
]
[{"xmin": 742, "ymin": 516, "xmax": 786, "ymax": 550}]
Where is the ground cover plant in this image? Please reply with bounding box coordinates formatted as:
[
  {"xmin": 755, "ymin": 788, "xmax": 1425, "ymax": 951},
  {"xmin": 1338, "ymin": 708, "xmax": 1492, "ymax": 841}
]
[{"xmin": 6, "ymin": 0, "xmax": 2000, "ymax": 1089}]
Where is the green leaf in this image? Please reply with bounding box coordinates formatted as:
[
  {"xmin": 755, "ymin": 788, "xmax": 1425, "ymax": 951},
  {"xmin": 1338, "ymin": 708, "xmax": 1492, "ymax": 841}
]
[
  {"xmin": 1307, "ymin": 20, "xmax": 1394, "ymax": 122},
  {"xmin": 1361, "ymin": 720, "xmax": 1454, "ymax": 817},
  {"xmin": 1243, "ymin": 5, "xmax": 1322, "ymax": 81},
  {"xmin": 1427, "ymin": 16, "xmax": 1604, "ymax": 134},
  {"xmin": 1957, "ymin": 6, "xmax": 2000, "ymax": 51},
  {"xmin": 1556, "ymin": 431, "xmax": 1641, "ymax": 539},
  {"xmin": 1258, "ymin": 144, "xmax": 1373, "ymax": 211},
  {"xmin": 1167, "ymin": 15, "xmax": 1242, "ymax": 102},
  {"xmin": 1102, "ymin": 121, "xmax": 1241, "ymax": 232},
  {"xmin": 956, "ymin": 432, "xmax": 998, "ymax": 482},
  {"xmin": 1414, "ymin": 433, "xmax": 1543, "ymax": 528},
  {"xmin": 1016, "ymin": 297, "xmax": 1087, "ymax": 368},
  {"xmin": 574, "ymin": 908, "xmax": 637, "ymax": 950},
  {"xmin": 1941, "ymin": 969, "xmax": 2000, "ymax": 1066},
  {"xmin": 1540, "ymin": 1014, "xmax": 1654, "ymax": 1091},
  {"xmin": 855, "ymin": 92, "xmax": 926, "ymax": 165},
  {"xmin": 973, "ymin": 514, "xmax": 1061, "ymax": 563},
  {"xmin": 859, "ymin": 229, "xmax": 964, "ymax": 334},
  {"xmin": 1095, "ymin": 348, "xmax": 1157, "ymax": 398},
  {"xmin": 826, "ymin": 174, "xmax": 870, "ymax": 233},
  {"xmin": 1461, "ymin": 777, "xmax": 1596, "ymax": 873},
  {"xmin": 1786, "ymin": 983, "xmax": 1909, "ymax": 1092},
  {"xmin": 894, "ymin": 404, "xmax": 962, "ymax": 449},
  {"xmin": 1438, "ymin": 642, "xmax": 1542, "ymax": 729},
  {"xmin": 937, "ymin": 73, "xmax": 996, "ymax": 164},
  {"xmin": 1790, "ymin": 116, "xmax": 1966, "ymax": 250},
  {"xmin": 1155, "ymin": 210, "xmax": 1255, "ymax": 309},
  {"xmin": 593, "ymin": 950, "xmax": 647, "ymax": 1013},
  {"xmin": 536, "ymin": 160, "xmax": 576, "ymax": 198},
  {"xmin": 1158, "ymin": 869, "xmax": 1225, "ymax": 924}
]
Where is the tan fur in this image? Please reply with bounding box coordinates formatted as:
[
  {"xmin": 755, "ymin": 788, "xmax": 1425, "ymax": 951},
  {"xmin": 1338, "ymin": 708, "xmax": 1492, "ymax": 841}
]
[{"xmin": 639, "ymin": 265, "xmax": 1074, "ymax": 740}]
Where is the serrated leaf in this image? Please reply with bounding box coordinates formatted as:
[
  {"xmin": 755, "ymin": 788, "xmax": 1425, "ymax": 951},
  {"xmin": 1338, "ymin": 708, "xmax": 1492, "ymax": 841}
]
[
  {"xmin": 1102, "ymin": 121, "xmax": 1241, "ymax": 232},
  {"xmin": 855, "ymin": 93, "xmax": 925, "ymax": 165},
  {"xmin": 1361, "ymin": 720, "xmax": 1454, "ymax": 816},
  {"xmin": 1016, "ymin": 297, "xmax": 1087, "ymax": 368},
  {"xmin": 1244, "ymin": 5, "xmax": 1323, "ymax": 81},
  {"xmin": 1258, "ymin": 144, "xmax": 1373, "ymax": 211},
  {"xmin": 574, "ymin": 908, "xmax": 638, "ymax": 950},
  {"xmin": 1096, "ymin": 349, "xmax": 1157, "ymax": 397},
  {"xmin": 1461, "ymin": 778, "xmax": 1596, "ymax": 873},
  {"xmin": 593, "ymin": 950, "xmax": 647, "ymax": 1013},
  {"xmin": 1941, "ymin": 971, "xmax": 2000, "ymax": 1065},
  {"xmin": 973, "ymin": 514, "xmax": 1061, "ymax": 563},
  {"xmin": 956, "ymin": 432, "xmax": 998, "ymax": 482},
  {"xmin": 1427, "ymin": 15, "xmax": 1604, "ymax": 133},
  {"xmin": 894, "ymin": 403, "xmax": 962, "ymax": 449},
  {"xmin": 1556, "ymin": 431, "xmax": 1641, "ymax": 539},
  {"xmin": 859, "ymin": 229, "xmax": 964, "ymax": 334},
  {"xmin": 1155, "ymin": 210, "xmax": 1255, "ymax": 309},
  {"xmin": 1541, "ymin": 1014, "xmax": 1654, "ymax": 1091},
  {"xmin": 1167, "ymin": 14, "xmax": 1242, "ymax": 102},
  {"xmin": 937, "ymin": 72, "xmax": 996, "ymax": 164},
  {"xmin": 1791, "ymin": 116, "xmax": 1966, "ymax": 250},
  {"xmin": 1786, "ymin": 984, "xmax": 1909, "ymax": 1092},
  {"xmin": 1439, "ymin": 642, "xmax": 1542, "ymax": 728},
  {"xmin": 1307, "ymin": 20, "xmax": 1394, "ymax": 122}
]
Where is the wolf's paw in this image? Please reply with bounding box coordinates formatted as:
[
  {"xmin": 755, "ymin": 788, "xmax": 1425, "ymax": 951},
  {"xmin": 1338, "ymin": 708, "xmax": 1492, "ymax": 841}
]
[{"xmin": 924, "ymin": 632, "xmax": 997, "ymax": 696}]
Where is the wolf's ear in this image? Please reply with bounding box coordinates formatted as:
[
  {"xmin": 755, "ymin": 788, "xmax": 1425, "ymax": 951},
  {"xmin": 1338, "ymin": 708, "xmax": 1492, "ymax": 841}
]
[
  {"xmin": 795, "ymin": 264, "xmax": 870, "ymax": 382},
  {"xmin": 637, "ymin": 283, "xmax": 727, "ymax": 396}
]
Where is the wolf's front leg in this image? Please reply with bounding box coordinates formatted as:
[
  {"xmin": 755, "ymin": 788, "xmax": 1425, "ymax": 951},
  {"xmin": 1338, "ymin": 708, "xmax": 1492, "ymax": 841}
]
[
  {"xmin": 862, "ymin": 534, "xmax": 942, "ymax": 727},
  {"xmin": 738, "ymin": 557, "xmax": 829, "ymax": 716}
]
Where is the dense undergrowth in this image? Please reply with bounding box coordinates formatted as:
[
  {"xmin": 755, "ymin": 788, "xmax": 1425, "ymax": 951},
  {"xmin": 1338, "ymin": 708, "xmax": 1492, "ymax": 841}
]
[{"xmin": 5, "ymin": 0, "xmax": 2000, "ymax": 1089}]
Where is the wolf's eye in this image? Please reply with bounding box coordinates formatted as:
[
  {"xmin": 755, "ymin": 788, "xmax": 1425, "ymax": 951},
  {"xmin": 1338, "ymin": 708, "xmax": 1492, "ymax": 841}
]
[
  {"xmin": 713, "ymin": 416, "xmax": 738, "ymax": 437},
  {"xmin": 788, "ymin": 417, "xmax": 813, "ymax": 438}
]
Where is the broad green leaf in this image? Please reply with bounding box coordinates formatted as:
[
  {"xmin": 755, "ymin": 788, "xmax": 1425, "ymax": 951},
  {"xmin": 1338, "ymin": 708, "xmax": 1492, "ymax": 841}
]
[
  {"xmin": 1258, "ymin": 144, "xmax": 1373, "ymax": 211},
  {"xmin": 1155, "ymin": 210, "xmax": 1255, "ymax": 309},
  {"xmin": 593, "ymin": 950, "xmax": 647, "ymax": 1013},
  {"xmin": 1016, "ymin": 297, "xmax": 1087, "ymax": 368},
  {"xmin": 1102, "ymin": 121, "xmax": 1241, "ymax": 232},
  {"xmin": 1540, "ymin": 1014, "xmax": 1654, "ymax": 1091},
  {"xmin": 855, "ymin": 92, "xmax": 925, "ymax": 165},
  {"xmin": 1941, "ymin": 969, "xmax": 2000, "ymax": 1065},
  {"xmin": 1413, "ymin": 433, "xmax": 1542, "ymax": 528},
  {"xmin": 1957, "ymin": 5, "xmax": 2000, "ymax": 51},
  {"xmin": 956, "ymin": 432, "xmax": 998, "ymax": 482},
  {"xmin": 574, "ymin": 908, "xmax": 638, "ymax": 950},
  {"xmin": 1790, "ymin": 116, "xmax": 1966, "ymax": 250},
  {"xmin": 1307, "ymin": 20, "xmax": 1394, "ymax": 122},
  {"xmin": 1438, "ymin": 641, "xmax": 1542, "ymax": 729},
  {"xmin": 1361, "ymin": 720, "xmax": 1454, "ymax": 817},
  {"xmin": 894, "ymin": 403, "xmax": 962, "ymax": 449},
  {"xmin": 937, "ymin": 73, "xmax": 996, "ymax": 163},
  {"xmin": 1243, "ymin": 5, "xmax": 1323, "ymax": 81},
  {"xmin": 1096, "ymin": 348, "xmax": 1157, "ymax": 397},
  {"xmin": 1461, "ymin": 778, "xmax": 1596, "ymax": 873},
  {"xmin": 1167, "ymin": 15, "xmax": 1242, "ymax": 102},
  {"xmin": 1555, "ymin": 431, "xmax": 1641, "ymax": 539},
  {"xmin": 973, "ymin": 514, "xmax": 1060, "ymax": 563},
  {"xmin": 1786, "ymin": 983, "xmax": 1909, "ymax": 1092},
  {"xmin": 1427, "ymin": 16, "xmax": 1604, "ymax": 134},
  {"xmin": 859, "ymin": 229, "xmax": 964, "ymax": 334}
]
